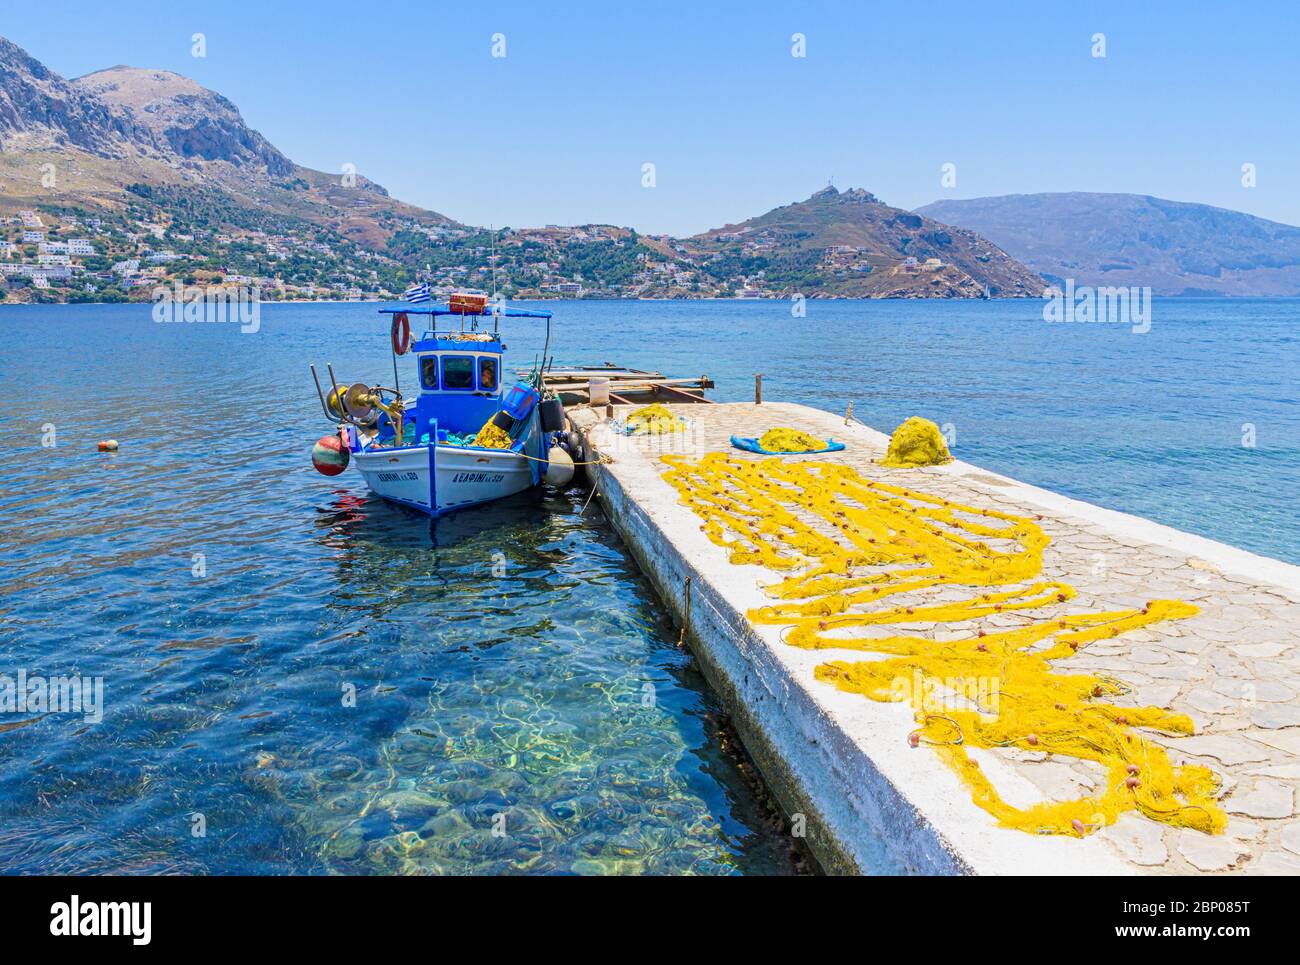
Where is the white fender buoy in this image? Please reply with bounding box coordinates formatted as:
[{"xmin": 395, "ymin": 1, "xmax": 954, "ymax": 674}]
[{"xmin": 544, "ymin": 446, "xmax": 575, "ymax": 488}]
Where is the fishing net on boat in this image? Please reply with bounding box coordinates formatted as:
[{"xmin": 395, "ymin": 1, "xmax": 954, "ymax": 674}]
[
  {"xmin": 472, "ymin": 420, "xmax": 513, "ymax": 449},
  {"xmin": 880, "ymin": 416, "xmax": 953, "ymax": 468},
  {"xmin": 757, "ymin": 427, "xmax": 827, "ymax": 453},
  {"xmin": 660, "ymin": 452, "xmax": 1225, "ymax": 838}
]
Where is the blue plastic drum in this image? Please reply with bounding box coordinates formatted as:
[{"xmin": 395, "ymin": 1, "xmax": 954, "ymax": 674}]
[{"xmin": 503, "ymin": 382, "xmax": 540, "ymax": 420}]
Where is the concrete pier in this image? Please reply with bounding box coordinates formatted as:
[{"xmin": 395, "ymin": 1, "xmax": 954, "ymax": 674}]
[{"xmin": 570, "ymin": 401, "xmax": 1300, "ymax": 875}]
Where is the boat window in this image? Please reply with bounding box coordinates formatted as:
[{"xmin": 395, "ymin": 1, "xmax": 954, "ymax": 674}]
[
  {"xmin": 442, "ymin": 355, "xmax": 474, "ymax": 390},
  {"xmin": 479, "ymin": 357, "xmax": 498, "ymax": 391},
  {"xmin": 420, "ymin": 356, "xmax": 439, "ymax": 390}
]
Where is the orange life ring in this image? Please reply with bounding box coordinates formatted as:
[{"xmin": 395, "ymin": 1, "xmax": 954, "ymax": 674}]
[{"xmin": 391, "ymin": 312, "xmax": 411, "ymax": 355}]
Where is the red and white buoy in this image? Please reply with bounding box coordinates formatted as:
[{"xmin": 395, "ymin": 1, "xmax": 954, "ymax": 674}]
[{"xmin": 312, "ymin": 434, "xmax": 350, "ymax": 476}]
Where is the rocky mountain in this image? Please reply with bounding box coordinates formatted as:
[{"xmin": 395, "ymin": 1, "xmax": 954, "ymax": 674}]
[
  {"xmin": 0, "ymin": 33, "xmax": 1041, "ymax": 301},
  {"xmin": 76, "ymin": 66, "xmax": 295, "ymax": 177},
  {"xmin": 0, "ymin": 35, "xmax": 456, "ymax": 248},
  {"xmin": 918, "ymin": 193, "xmax": 1300, "ymax": 296},
  {"xmin": 684, "ymin": 186, "xmax": 1044, "ymax": 297},
  {"xmin": 0, "ymin": 37, "xmax": 159, "ymax": 155}
]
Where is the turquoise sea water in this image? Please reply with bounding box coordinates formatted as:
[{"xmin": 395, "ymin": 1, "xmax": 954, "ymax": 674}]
[{"xmin": 1, "ymin": 297, "xmax": 1295, "ymax": 875}]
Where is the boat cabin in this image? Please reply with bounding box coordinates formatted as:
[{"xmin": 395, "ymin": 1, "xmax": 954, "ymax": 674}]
[{"xmin": 378, "ymin": 305, "xmax": 553, "ymax": 448}]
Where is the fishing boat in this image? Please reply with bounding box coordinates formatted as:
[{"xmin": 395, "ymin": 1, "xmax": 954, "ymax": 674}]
[{"xmin": 307, "ymin": 294, "xmax": 573, "ymax": 516}]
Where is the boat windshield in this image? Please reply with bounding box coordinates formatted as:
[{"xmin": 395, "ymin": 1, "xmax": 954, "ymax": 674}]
[{"xmin": 442, "ymin": 355, "xmax": 474, "ymax": 390}]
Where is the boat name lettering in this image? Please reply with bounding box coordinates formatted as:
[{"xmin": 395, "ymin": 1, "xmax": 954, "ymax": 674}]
[{"xmin": 452, "ymin": 471, "xmax": 506, "ymax": 484}]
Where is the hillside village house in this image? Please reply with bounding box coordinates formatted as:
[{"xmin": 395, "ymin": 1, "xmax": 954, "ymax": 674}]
[
  {"xmin": 21, "ymin": 230, "xmax": 44, "ymax": 244},
  {"xmin": 19, "ymin": 210, "xmax": 42, "ymax": 228}
]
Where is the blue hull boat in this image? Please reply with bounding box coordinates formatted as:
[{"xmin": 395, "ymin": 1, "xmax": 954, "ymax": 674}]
[{"xmin": 309, "ymin": 298, "xmax": 571, "ymax": 516}]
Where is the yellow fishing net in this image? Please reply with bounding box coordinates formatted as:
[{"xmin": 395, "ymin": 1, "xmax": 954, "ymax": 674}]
[
  {"xmin": 626, "ymin": 403, "xmax": 685, "ymax": 434},
  {"xmin": 473, "ymin": 420, "xmax": 512, "ymax": 449},
  {"xmin": 758, "ymin": 427, "xmax": 827, "ymax": 453},
  {"xmin": 661, "ymin": 452, "xmax": 1225, "ymax": 838},
  {"xmin": 881, "ymin": 416, "xmax": 953, "ymax": 467}
]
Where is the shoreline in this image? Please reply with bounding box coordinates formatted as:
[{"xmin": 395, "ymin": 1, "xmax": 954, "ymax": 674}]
[{"xmin": 5, "ymin": 293, "xmax": 1300, "ymax": 308}]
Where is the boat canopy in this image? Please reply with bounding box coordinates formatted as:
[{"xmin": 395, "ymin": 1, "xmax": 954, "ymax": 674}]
[{"xmin": 378, "ymin": 306, "xmax": 553, "ymax": 319}]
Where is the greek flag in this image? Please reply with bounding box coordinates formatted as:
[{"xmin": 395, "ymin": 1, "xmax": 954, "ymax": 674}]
[{"xmin": 404, "ymin": 283, "xmax": 431, "ymax": 303}]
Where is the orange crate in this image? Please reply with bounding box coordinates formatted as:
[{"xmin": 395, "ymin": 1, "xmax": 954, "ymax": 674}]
[{"xmin": 448, "ymin": 292, "xmax": 489, "ymax": 315}]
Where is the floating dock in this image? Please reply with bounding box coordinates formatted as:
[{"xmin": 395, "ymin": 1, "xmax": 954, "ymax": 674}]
[{"xmin": 569, "ymin": 400, "xmax": 1300, "ymax": 875}]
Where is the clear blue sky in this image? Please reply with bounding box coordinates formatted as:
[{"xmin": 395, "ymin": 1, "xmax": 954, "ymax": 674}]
[{"xmin": 9, "ymin": 1, "xmax": 1300, "ymax": 235}]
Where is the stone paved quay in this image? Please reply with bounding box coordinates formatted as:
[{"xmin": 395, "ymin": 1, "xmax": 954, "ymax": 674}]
[{"xmin": 572, "ymin": 400, "xmax": 1300, "ymax": 875}]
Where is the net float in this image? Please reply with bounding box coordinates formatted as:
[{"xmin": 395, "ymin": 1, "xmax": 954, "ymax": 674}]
[
  {"xmin": 98, "ymin": 439, "xmax": 119, "ymax": 451},
  {"xmin": 312, "ymin": 434, "xmax": 350, "ymax": 476}
]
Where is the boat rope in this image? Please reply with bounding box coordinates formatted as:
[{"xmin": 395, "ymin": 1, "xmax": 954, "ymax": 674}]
[
  {"xmin": 678, "ymin": 575, "xmax": 693, "ymax": 647},
  {"xmin": 512, "ymin": 450, "xmax": 609, "ymax": 468},
  {"xmin": 659, "ymin": 452, "xmax": 1226, "ymax": 839}
]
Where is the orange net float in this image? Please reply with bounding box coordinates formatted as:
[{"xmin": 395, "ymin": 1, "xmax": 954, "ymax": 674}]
[
  {"xmin": 391, "ymin": 312, "xmax": 411, "ymax": 356},
  {"xmin": 312, "ymin": 433, "xmax": 350, "ymax": 476}
]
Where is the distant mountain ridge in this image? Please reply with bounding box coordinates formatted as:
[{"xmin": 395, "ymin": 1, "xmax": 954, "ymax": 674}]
[
  {"xmin": 0, "ymin": 33, "xmax": 1032, "ymax": 301},
  {"xmin": 685, "ymin": 185, "xmax": 1044, "ymax": 297},
  {"xmin": 918, "ymin": 193, "xmax": 1300, "ymax": 295}
]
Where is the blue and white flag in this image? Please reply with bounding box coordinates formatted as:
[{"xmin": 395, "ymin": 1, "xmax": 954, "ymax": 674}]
[{"xmin": 404, "ymin": 283, "xmax": 431, "ymax": 303}]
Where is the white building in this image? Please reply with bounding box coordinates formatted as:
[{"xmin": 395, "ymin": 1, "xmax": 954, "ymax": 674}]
[
  {"xmin": 39, "ymin": 241, "xmax": 69, "ymax": 255},
  {"xmin": 39, "ymin": 253, "xmax": 72, "ymax": 267},
  {"xmin": 21, "ymin": 230, "xmax": 44, "ymax": 244},
  {"xmin": 68, "ymin": 239, "xmax": 96, "ymax": 256}
]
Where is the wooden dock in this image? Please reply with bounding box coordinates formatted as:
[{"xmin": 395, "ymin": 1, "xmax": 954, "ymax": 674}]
[
  {"xmin": 569, "ymin": 400, "xmax": 1300, "ymax": 875},
  {"xmin": 532, "ymin": 365, "xmax": 714, "ymax": 405}
]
